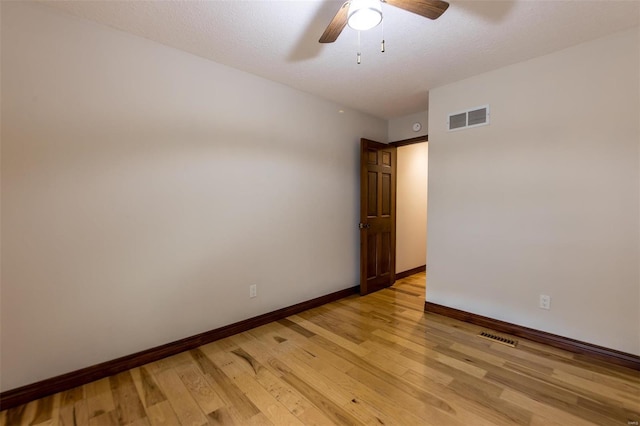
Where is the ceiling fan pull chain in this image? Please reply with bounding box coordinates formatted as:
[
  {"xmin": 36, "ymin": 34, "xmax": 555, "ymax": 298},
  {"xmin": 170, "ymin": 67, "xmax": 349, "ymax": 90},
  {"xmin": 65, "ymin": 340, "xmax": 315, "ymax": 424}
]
[
  {"xmin": 381, "ymin": 15, "xmax": 385, "ymax": 53},
  {"xmin": 357, "ymin": 30, "xmax": 362, "ymax": 64}
]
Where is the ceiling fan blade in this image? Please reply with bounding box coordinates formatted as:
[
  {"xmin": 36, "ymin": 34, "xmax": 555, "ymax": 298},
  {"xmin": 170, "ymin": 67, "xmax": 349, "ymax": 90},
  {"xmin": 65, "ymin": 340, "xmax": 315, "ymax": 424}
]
[
  {"xmin": 319, "ymin": 1, "xmax": 350, "ymax": 43},
  {"xmin": 383, "ymin": 0, "xmax": 449, "ymax": 20}
]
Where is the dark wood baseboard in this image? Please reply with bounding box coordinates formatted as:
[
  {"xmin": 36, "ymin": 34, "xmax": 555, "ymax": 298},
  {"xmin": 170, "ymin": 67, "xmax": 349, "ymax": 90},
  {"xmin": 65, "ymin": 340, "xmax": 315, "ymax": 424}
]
[
  {"xmin": 0, "ymin": 285, "xmax": 359, "ymax": 410},
  {"xmin": 395, "ymin": 265, "xmax": 426, "ymax": 280},
  {"xmin": 424, "ymin": 301, "xmax": 640, "ymax": 371}
]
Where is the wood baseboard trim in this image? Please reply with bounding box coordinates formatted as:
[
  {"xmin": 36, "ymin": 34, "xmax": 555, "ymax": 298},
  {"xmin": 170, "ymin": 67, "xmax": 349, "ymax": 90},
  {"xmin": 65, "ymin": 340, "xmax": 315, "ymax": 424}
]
[
  {"xmin": 1, "ymin": 285, "xmax": 360, "ymax": 410},
  {"xmin": 395, "ymin": 265, "xmax": 426, "ymax": 280},
  {"xmin": 424, "ymin": 301, "xmax": 640, "ymax": 371}
]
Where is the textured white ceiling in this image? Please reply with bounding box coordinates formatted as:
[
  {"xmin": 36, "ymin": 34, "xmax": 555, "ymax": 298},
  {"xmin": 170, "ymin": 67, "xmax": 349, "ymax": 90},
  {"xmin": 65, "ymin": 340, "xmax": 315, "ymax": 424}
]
[{"xmin": 43, "ymin": 0, "xmax": 639, "ymax": 119}]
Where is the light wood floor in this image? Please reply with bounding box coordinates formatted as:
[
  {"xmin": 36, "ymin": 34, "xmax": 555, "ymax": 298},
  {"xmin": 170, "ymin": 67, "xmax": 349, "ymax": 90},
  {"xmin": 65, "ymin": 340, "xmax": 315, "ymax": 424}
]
[{"xmin": 2, "ymin": 272, "xmax": 639, "ymax": 425}]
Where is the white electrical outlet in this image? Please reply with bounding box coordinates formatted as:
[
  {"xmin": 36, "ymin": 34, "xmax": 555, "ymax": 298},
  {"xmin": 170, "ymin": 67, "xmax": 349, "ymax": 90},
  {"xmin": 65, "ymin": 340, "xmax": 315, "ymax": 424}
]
[
  {"xmin": 249, "ymin": 284, "xmax": 257, "ymax": 298},
  {"xmin": 539, "ymin": 294, "xmax": 551, "ymax": 310}
]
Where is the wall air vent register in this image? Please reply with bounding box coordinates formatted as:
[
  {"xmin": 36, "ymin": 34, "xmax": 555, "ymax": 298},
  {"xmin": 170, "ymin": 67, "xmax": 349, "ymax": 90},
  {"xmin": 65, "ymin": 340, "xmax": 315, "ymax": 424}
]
[{"xmin": 448, "ymin": 105, "xmax": 490, "ymax": 131}]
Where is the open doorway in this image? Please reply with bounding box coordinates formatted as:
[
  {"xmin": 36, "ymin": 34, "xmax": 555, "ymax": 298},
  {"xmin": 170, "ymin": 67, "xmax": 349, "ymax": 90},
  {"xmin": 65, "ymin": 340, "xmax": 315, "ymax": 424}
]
[
  {"xmin": 392, "ymin": 137, "xmax": 428, "ymax": 296},
  {"xmin": 357, "ymin": 135, "xmax": 428, "ymax": 296}
]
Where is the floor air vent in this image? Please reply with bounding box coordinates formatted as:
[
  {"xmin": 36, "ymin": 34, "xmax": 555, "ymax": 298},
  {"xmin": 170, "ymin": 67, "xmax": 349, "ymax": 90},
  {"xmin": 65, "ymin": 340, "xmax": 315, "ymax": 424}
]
[{"xmin": 478, "ymin": 331, "xmax": 517, "ymax": 347}]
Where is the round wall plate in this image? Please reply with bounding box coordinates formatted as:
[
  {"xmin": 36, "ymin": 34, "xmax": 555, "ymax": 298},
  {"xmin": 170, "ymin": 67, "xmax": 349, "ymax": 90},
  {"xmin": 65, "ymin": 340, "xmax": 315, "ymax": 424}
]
[{"xmin": 412, "ymin": 122, "xmax": 422, "ymax": 132}]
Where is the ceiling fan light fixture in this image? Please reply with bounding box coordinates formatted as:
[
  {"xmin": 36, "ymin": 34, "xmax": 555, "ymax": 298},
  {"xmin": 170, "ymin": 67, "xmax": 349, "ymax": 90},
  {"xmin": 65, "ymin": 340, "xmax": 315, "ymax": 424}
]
[{"xmin": 347, "ymin": 0, "xmax": 382, "ymax": 31}]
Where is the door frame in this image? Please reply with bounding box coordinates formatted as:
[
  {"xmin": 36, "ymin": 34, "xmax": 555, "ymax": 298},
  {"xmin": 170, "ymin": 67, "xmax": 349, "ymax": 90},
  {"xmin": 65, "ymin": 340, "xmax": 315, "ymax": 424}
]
[
  {"xmin": 358, "ymin": 134, "xmax": 428, "ymax": 294},
  {"xmin": 389, "ymin": 135, "xmax": 428, "ymax": 148}
]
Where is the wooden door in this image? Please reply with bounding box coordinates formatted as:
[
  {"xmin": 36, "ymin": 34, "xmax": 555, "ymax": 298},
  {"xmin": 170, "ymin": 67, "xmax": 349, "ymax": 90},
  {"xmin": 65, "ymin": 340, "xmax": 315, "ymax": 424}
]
[{"xmin": 360, "ymin": 138, "xmax": 396, "ymax": 295}]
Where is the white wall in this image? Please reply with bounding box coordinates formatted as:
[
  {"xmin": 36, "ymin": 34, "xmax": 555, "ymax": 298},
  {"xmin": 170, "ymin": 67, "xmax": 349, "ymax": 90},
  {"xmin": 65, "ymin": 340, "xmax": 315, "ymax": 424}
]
[
  {"xmin": 396, "ymin": 143, "xmax": 428, "ymax": 273},
  {"xmin": 427, "ymin": 28, "xmax": 640, "ymax": 355},
  {"xmin": 388, "ymin": 110, "xmax": 428, "ymax": 142},
  {"xmin": 0, "ymin": 2, "xmax": 387, "ymax": 391}
]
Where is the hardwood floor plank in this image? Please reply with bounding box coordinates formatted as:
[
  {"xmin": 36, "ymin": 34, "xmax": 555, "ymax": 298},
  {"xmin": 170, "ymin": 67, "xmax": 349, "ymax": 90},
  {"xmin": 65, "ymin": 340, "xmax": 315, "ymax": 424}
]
[
  {"xmin": 87, "ymin": 410, "xmax": 119, "ymax": 426},
  {"xmin": 204, "ymin": 344, "xmax": 303, "ymax": 426},
  {"xmin": 371, "ymin": 327, "xmax": 438, "ymax": 353},
  {"xmin": 189, "ymin": 349, "xmax": 260, "ymax": 423},
  {"xmin": 138, "ymin": 367, "xmax": 166, "ymax": 408},
  {"xmin": 205, "ymin": 407, "xmax": 235, "ymax": 426},
  {"xmin": 145, "ymin": 401, "xmax": 180, "ymax": 426},
  {"xmin": 485, "ymin": 368, "xmax": 625, "ymax": 425},
  {"xmin": 154, "ymin": 367, "xmax": 208, "ymax": 426},
  {"xmin": 304, "ymin": 330, "xmax": 460, "ymax": 420},
  {"xmin": 505, "ymin": 359, "xmax": 640, "ymax": 419},
  {"xmin": 85, "ymin": 378, "xmax": 115, "ymax": 419},
  {"xmin": 229, "ymin": 334, "xmax": 335, "ymax": 425},
  {"xmin": 58, "ymin": 398, "xmax": 88, "ymax": 426},
  {"xmin": 30, "ymin": 393, "xmax": 55, "ymax": 425},
  {"xmin": 265, "ymin": 322, "xmax": 356, "ymax": 374},
  {"xmin": 47, "ymin": 392, "xmax": 62, "ymax": 426},
  {"xmin": 143, "ymin": 352, "xmax": 193, "ymax": 377},
  {"xmin": 576, "ymin": 395, "xmax": 640, "ymax": 425},
  {"xmin": 368, "ymin": 291, "xmax": 423, "ymax": 311},
  {"xmin": 232, "ymin": 331, "xmax": 361, "ymax": 425},
  {"xmin": 276, "ymin": 319, "xmax": 315, "ymax": 339},
  {"xmin": 174, "ymin": 364, "xmax": 224, "ymax": 416},
  {"xmin": 500, "ymin": 388, "xmax": 596, "ymax": 426},
  {"xmin": 108, "ymin": 371, "xmax": 147, "ymax": 426},
  {"xmin": 388, "ymin": 286, "xmax": 423, "ymax": 297},
  {"xmin": 286, "ymin": 315, "xmax": 370, "ymax": 357},
  {"xmin": 401, "ymin": 369, "xmax": 525, "ymax": 426},
  {"xmin": 449, "ymin": 341, "xmax": 555, "ymax": 376},
  {"xmin": 344, "ymin": 363, "xmax": 466, "ymax": 426},
  {"xmin": 279, "ymin": 371, "xmax": 361, "ymax": 426},
  {"xmin": 125, "ymin": 417, "xmax": 150, "ymax": 426},
  {"xmin": 550, "ymin": 368, "xmax": 640, "ymax": 411},
  {"xmin": 57, "ymin": 386, "xmax": 88, "ymax": 426},
  {"xmin": 227, "ymin": 372, "xmax": 303, "ymax": 426},
  {"xmin": 297, "ymin": 310, "xmax": 367, "ymax": 345},
  {"xmin": 61, "ymin": 387, "xmax": 84, "ymax": 407},
  {"xmin": 243, "ymin": 412, "xmax": 273, "ymax": 426},
  {"xmin": 279, "ymin": 349, "xmax": 386, "ymax": 425},
  {"xmin": 289, "ymin": 347, "xmax": 433, "ymax": 425},
  {"xmin": 4, "ymin": 404, "xmax": 28, "ymax": 426},
  {"xmin": 553, "ymin": 363, "xmax": 640, "ymax": 392}
]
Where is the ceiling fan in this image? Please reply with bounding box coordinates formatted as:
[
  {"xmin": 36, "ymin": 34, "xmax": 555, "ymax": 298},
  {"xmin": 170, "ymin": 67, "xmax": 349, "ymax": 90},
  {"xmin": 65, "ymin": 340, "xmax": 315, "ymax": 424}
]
[{"xmin": 319, "ymin": 0, "xmax": 450, "ymax": 43}]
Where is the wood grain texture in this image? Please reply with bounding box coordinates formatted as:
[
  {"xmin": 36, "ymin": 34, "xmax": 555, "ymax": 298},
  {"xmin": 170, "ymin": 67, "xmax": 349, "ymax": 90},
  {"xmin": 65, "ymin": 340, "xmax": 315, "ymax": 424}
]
[
  {"xmin": 360, "ymin": 138, "xmax": 397, "ymax": 295},
  {"xmin": 384, "ymin": 0, "xmax": 449, "ymax": 20},
  {"xmin": 425, "ymin": 300, "xmax": 640, "ymax": 371},
  {"xmin": 0, "ymin": 285, "xmax": 358, "ymax": 410},
  {"xmin": 2, "ymin": 271, "xmax": 639, "ymax": 425},
  {"xmin": 318, "ymin": 1, "xmax": 349, "ymax": 43}
]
